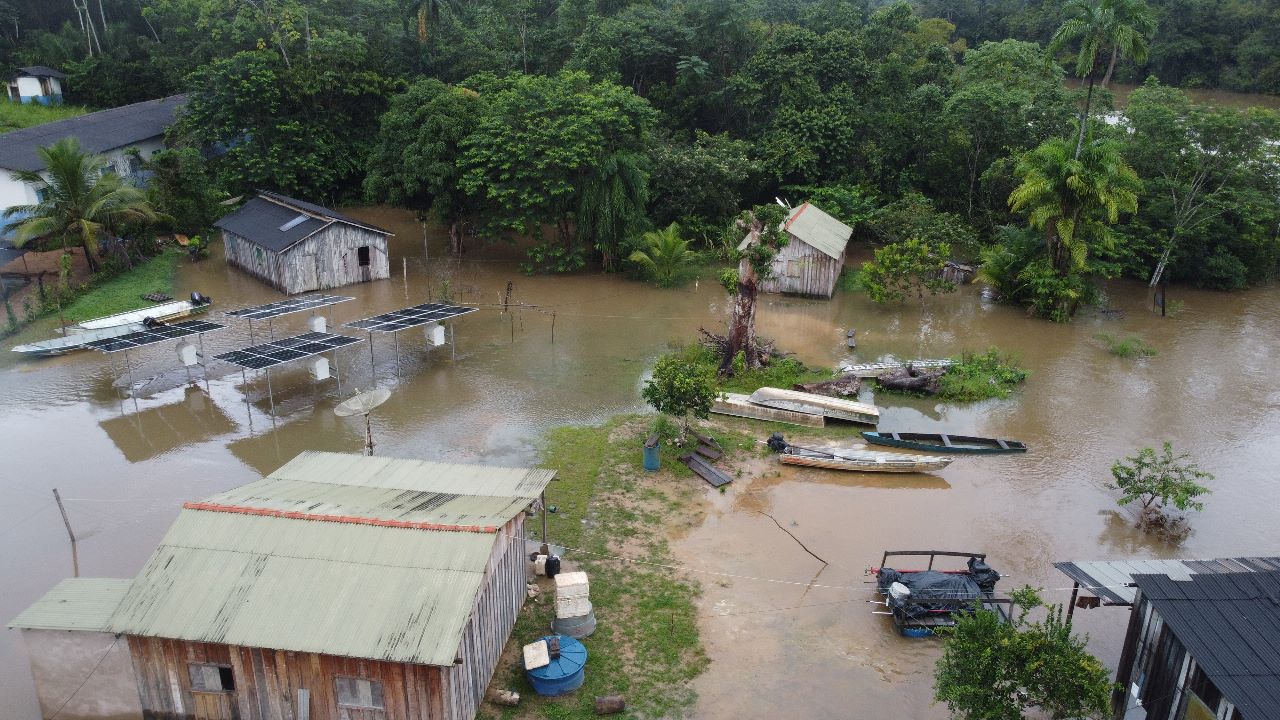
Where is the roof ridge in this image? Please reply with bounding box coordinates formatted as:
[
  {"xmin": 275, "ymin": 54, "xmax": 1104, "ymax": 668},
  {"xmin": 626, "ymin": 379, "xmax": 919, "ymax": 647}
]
[{"xmin": 184, "ymin": 501, "xmax": 501, "ymax": 533}]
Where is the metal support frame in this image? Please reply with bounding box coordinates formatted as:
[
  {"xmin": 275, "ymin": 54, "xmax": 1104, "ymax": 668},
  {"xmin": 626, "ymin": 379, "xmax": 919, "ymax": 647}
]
[
  {"xmin": 1067, "ymin": 581, "xmax": 1080, "ymax": 621},
  {"xmin": 367, "ymin": 330, "xmax": 376, "ymax": 381},
  {"xmin": 393, "ymin": 330, "xmax": 401, "ymax": 377},
  {"xmin": 265, "ymin": 368, "xmax": 275, "ymax": 416}
]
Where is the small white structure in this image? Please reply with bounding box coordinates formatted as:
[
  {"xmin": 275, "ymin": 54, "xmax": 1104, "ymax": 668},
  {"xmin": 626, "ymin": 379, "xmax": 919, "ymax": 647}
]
[
  {"xmin": 6, "ymin": 66, "xmax": 64, "ymax": 104},
  {"xmin": 0, "ymin": 95, "xmax": 187, "ymax": 219}
]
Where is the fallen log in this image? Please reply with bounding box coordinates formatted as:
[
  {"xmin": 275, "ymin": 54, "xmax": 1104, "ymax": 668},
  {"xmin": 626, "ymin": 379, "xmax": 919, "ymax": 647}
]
[
  {"xmin": 696, "ymin": 327, "xmax": 784, "ymax": 365},
  {"xmin": 876, "ymin": 364, "xmax": 946, "ymax": 395},
  {"xmin": 792, "ymin": 373, "xmax": 861, "ymax": 398}
]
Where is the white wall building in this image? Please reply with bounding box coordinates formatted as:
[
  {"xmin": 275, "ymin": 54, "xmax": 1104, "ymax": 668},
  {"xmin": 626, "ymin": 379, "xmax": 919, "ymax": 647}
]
[{"xmin": 5, "ymin": 66, "xmax": 65, "ymax": 104}]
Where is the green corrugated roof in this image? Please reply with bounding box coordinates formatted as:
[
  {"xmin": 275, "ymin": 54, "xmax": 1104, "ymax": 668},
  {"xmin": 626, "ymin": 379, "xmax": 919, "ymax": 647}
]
[
  {"xmin": 738, "ymin": 202, "xmax": 852, "ymax": 260},
  {"xmin": 102, "ymin": 452, "xmax": 545, "ymax": 666},
  {"xmin": 9, "ymin": 578, "xmax": 133, "ymax": 632},
  {"xmin": 268, "ymin": 451, "xmax": 556, "ymax": 499}
]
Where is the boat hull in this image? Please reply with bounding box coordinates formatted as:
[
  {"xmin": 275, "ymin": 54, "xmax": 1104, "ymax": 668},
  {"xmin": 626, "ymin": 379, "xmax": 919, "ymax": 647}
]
[
  {"xmin": 749, "ymin": 387, "xmax": 880, "ymax": 425},
  {"xmin": 12, "ymin": 302, "xmax": 211, "ymax": 357},
  {"xmin": 779, "ymin": 447, "xmax": 952, "ymax": 473},
  {"xmin": 862, "ymin": 432, "xmax": 1027, "ymax": 454},
  {"xmin": 711, "ymin": 393, "xmax": 825, "ymax": 427}
]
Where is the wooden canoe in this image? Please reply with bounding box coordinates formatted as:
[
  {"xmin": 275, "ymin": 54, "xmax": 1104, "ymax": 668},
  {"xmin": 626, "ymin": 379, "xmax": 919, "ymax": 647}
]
[
  {"xmin": 861, "ymin": 432, "xmax": 1027, "ymax": 454},
  {"xmin": 711, "ymin": 393, "xmax": 825, "ymax": 427},
  {"xmin": 749, "ymin": 387, "xmax": 880, "ymax": 425},
  {"xmin": 778, "ymin": 445, "xmax": 952, "ymax": 473}
]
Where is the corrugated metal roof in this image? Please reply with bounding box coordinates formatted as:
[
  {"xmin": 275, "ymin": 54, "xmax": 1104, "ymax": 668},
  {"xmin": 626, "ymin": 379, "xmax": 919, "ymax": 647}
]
[
  {"xmin": 268, "ymin": 451, "xmax": 557, "ymax": 499},
  {"xmin": 108, "ymin": 509, "xmax": 503, "ymax": 665},
  {"xmin": 736, "ymin": 202, "xmax": 852, "ymax": 261},
  {"xmin": 1054, "ymin": 557, "xmax": 1280, "ymax": 605},
  {"xmin": 213, "ymin": 192, "xmax": 391, "ymax": 254},
  {"xmin": 16, "ymin": 66, "xmax": 66, "ymax": 79},
  {"xmin": 9, "ymin": 578, "xmax": 132, "ymax": 632},
  {"xmin": 0, "ymin": 95, "xmax": 186, "ymax": 172},
  {"xmin": 1133, "ymin": 570, "xmax": 1280, "ymax": 717}
]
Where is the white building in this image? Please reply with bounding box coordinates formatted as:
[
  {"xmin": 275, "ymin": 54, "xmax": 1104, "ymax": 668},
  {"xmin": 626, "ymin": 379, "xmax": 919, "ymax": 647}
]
[
  {"xmin": 0, "ymin": 95, "xmax": 187, "ymax": 218},
  {"xmin": 6, "ymin": 66, "xmax": 65, "ymax": 104}
]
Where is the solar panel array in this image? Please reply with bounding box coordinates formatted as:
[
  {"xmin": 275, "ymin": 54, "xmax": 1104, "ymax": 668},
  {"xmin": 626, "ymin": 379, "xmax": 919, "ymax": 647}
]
[
  {"xmin": 213, "ymin": 332, "xmax": 362, "ymax": 370},
  {"xmin": 86, "ymin": 320, "xmax": 226, "ymax": 353},
  {"xmin": 345, "ymin": 303, "xmax": 477, "ymax": 333},
  {"xmin": 225, "ymin": 294, "xmax": 353, "ymax": 320}
]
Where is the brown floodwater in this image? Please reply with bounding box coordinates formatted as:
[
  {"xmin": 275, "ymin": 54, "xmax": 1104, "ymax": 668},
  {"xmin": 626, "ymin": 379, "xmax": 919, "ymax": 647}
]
[
  {"xmin": 1069, "ymin": 79, "xmax": 1280, "ymax": 111},
  {"xmin": 2, "ymin": 206, "xmax": 1279, "ymax": 718}
]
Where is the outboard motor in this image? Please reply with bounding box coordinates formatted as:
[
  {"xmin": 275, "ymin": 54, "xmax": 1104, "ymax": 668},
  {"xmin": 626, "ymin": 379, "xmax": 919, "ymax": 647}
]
[
  {"xmin": 967, "ymin": 556, "xmax": 1001, "ymax": 592},
  {"xmin": 766, "ymin": 432, "xmax": 789, "ymax": 453},
  {"xmin": 191, "ymin": 291, "xmax": 212, "ymax": 306},
  {"xmin": 142, "ymin": 316, "xmax": 160, "ymax": 328}
]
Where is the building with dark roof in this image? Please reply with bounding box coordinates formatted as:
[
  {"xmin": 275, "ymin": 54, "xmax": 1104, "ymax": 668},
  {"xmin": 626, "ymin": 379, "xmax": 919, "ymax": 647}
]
[
  {"xmin": 1112, "ymin": 570, "xmax": 1280, "ymax": 720},
  {"xmin": 6, "ymin": 66, "xmax": 65, "ymax": 104},
  {"xmin": 215, "ymin": 191, "xmax": 392, "ymax": 294},
  {"xmin": 0, "ymin": 95, "xmax": 187, "ymax": 216}
]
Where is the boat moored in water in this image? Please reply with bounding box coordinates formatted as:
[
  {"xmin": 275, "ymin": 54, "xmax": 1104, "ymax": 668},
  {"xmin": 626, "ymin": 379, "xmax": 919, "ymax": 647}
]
[
  {"xmin": 861, "ymin": 431, "xmax": 1027, "ymax": 454},
  {"xmin": 12, "ymin": 293, "xmax": 213, "ymax": 357},
  {"xmin": 766, "ymin": 433, "xmax": 952, "ymax": 473}
]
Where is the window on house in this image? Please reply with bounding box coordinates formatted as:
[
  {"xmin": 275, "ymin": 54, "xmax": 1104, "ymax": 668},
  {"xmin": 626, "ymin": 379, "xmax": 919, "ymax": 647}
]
[
  {"xmin": 357, "ymin": 246, "xmax": 371, "ymax": 267},
  {"xmin": 188, "ymin": 663, "xmax": 235, "ymax": 693},
  {"xmin": 335, "ymin": 677, "xmax": 384, "ymax": 709}
]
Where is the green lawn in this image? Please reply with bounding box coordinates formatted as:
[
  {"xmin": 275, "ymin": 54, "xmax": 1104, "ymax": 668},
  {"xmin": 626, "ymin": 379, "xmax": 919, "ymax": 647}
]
[
  {"xmin": 0, "ymin": 102, "xmax": 90, "ymax": 134},
  {"xmin": 59, "ymin": 250, "xmax": 182, "ymax": 324}
]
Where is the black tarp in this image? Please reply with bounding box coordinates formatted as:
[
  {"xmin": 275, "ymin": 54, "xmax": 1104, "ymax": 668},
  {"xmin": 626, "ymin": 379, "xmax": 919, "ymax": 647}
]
[{"xmin": 878, "ymin": 564, "xmax": 995, "ymax": 620}]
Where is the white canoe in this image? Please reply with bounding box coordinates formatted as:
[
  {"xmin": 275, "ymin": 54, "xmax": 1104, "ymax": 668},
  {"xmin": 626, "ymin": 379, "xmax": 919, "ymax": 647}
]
[
  {"xmin": 779, "ymin": 446, "xmax": 953, "ymax": 473},
  {"xmin": 749, "ymin": 387, "xmax": 880, "ymax": 425},
  {"xmin": 79, "ymin": 299, "xmax": 201, "ymax": 329}
]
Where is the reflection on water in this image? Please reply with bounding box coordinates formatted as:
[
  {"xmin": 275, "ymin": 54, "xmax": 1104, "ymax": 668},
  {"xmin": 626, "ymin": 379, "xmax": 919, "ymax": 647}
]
[{"xmin": 2, "ymin": 206, "xmax": 1280, "ymax": 718}]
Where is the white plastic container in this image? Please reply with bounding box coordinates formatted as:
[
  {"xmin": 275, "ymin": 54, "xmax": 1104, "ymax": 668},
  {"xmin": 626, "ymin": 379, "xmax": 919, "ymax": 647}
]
[
  {"xmin": 554, "ymin": 571, "xmax": 590, "ymax": 599},
  {"xmin": 555, "ymin": 596, "xmax": 593, "ymax": 619},
  {"xmin": 308, "ymin": 315, "xmax": 327, "ymax": 333}
]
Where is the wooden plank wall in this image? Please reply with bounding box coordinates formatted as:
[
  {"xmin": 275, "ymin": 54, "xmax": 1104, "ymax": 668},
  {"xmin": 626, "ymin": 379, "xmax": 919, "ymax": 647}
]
[
  {"xmin": 759, "ymin": 236, "xmax": 840, "ymax": 298},
  {"xmin": 285, "ymin": 227, "xmax": 390, "ymax": 295},
  {"xmin": 440, "ymin": 515, "xmax": 527, "ymax": 720},
  {"xmin": 127, "ymin": 636, "xmax": 447, "ymax": 720},
  {"xmin": 223, "ymin": 232, "xmax": 287, "ymax": 293}
]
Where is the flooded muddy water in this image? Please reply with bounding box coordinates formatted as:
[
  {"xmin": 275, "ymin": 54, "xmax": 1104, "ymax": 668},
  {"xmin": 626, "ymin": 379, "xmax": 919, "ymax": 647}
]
[{"xmin": 2, "ymin": 206, "xmax": 1279, "ymax": 718}]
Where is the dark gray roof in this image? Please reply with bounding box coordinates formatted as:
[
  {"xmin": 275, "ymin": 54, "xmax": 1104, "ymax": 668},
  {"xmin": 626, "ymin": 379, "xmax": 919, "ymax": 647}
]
[
  {"xmin": 1055, "ymin": 557, "xmax": 1280, "ymax": 606},
  {"xmin": 0, "ymin": 95, "xmax": 186, "ymax": 172},
  {"xmin": 214, "ymin": 192, "xmax": 390, "ymax": 254},
  {"xmin": 1134, "ymin": 571, "xmax": 1280, "ymax": 718},
  {"xmin": 16, "ymin": 66, "xmax": 66, "ymax": 79}
]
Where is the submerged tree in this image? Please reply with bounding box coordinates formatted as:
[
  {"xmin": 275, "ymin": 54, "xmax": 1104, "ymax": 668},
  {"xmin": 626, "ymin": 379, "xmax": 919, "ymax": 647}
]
[
  {"xmin": 2, "ymin": 138, "xmax": 157, "ymax": 274},
  {"xmin": 934, "ymin": 587, "xmax": 1112, "ymax": 720},
  {"xmin": 1110, "ymin": 441, "xmax": 1212, "ymax": 529},
  {"xmin": 720, "ymin": 204, "xmax": 786, "ymax": 374},
  {"xmin": 862, "ymin": 239, "xmax": 956, "ymax": 304}
]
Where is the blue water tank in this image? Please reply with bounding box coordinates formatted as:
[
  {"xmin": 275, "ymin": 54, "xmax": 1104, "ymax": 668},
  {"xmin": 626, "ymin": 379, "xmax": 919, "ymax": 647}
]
[{"xmin": 526, "ymin": 635, "xmax": 587, "ymax": 696}]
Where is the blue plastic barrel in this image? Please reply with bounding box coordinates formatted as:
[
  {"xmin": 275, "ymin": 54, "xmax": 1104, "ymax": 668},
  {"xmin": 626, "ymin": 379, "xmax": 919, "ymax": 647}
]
[
  {"xmin": 526, "ymin": 635, "xmax": 587, "ymax": 696},
  {"xmin": 642, "ymin": 442, "xmax": 660, "ymax": 472}
]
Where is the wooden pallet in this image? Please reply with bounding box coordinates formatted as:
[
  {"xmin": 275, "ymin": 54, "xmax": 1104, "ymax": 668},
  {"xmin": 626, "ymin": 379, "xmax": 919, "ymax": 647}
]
[{"xmin": 680, "ymin": 453, "xmax": 733, "ymax": 488}]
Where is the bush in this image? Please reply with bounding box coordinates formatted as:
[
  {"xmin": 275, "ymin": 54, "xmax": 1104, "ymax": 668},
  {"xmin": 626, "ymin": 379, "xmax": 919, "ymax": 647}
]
[
  {"xmin": 1198, "ymin": 248, "xmax": 1249, "ymax": 291},
  {"xmin": 1110, "ymin": 442, "xmax": 1213, "ymax": 531},
  {"xmin": 641, "ymin": 353, "xmax": 718, "ymax": 433},
  {"xmin": 1095, "ymin": 332, "xmax": 1157, "ymax": 358},
  {"xmin": 668, "ymin": 342, "xmax": 830, "ymax": 395},
  {"xmin": 862, "ymin": 238, "xmax": 956, "ymax": 304},
  {"xmin": 936, "ymin": 348, "xmax": 1028, "ymax": 401}
]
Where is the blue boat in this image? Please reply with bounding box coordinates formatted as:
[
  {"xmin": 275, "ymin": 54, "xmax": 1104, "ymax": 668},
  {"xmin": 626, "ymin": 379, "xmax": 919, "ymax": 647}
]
[
  {"xmin": 861, "ymin": 431, "xmax": 1027, "ymax": 454},
  {"xmin": 526, "ymin": 635, "xmax": 587, "ymax": 696}
]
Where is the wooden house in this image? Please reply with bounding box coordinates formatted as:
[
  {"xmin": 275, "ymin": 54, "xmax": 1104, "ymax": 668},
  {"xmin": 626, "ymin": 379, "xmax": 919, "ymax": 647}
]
[
  {"xmin": 9, "ymin": 451, "xmax": 557, "ymax": 720},
  {"xmin": 738, "ymin": 202, "xmax": 852, "ymax": 299},
  {"xmin": 217, "ymin": 192, "xmax": 392, "ymax": 295}
]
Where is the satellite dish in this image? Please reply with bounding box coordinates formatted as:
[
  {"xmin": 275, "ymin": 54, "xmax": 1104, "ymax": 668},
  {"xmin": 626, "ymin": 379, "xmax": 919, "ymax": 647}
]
[
  {"xmin": 334, "ymin": 387, "xmax": 390, "ymax": 417},
  {"xmin": 334, "ymin": 388, "xmax": 391, "ymax": 455}
]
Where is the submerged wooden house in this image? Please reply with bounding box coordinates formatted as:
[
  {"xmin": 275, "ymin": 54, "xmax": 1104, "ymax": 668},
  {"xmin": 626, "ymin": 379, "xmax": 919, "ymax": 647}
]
[
  {"xmin": 217, "ymin": 192, "xmax": 392, "ymax": 295},
  {"xmin": 739, "ymin": 202, "xmax": 852, "ymax": 299},
  {"xmin": 9, "ymin": 451, "xmax": 556, "ymax": 720}
]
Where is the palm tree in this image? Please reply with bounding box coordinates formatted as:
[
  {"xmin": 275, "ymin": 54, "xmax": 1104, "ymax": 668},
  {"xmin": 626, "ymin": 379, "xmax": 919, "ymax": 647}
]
[
  {"xmin": 1009, "ymin": 134, "xmax": 1141, "ymax": 279},
  {"xmin": 1100, "ymin": 0, "xmax": 1156, "ymax": 88},
  {"xmin": 579, "ymin": 151, "xmax": 648, "ymax": 272},
  {"xmin": 628, "ymin": 223, "xmax": 700, "ymax": 287},
  {"xmin": 1, "ymin": 138, "xmax": 158, "ymax": 274}
]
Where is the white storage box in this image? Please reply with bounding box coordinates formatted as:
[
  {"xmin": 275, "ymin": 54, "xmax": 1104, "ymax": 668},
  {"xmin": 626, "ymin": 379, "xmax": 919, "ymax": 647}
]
[
  {"xmin": 554, "ymin": 571, "xmax": 590, "ymax": 599},
  {"xmin": 555, "ymin": 596, "xmax": 592, "ymax": 619}
]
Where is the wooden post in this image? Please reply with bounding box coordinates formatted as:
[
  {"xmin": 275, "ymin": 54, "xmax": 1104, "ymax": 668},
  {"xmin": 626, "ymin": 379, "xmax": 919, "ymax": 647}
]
[
  {"xmin": 551, "ymin": 312, "xmax": 556, "ymax": 344},
  {"xmin": 1067, "ymin": 581, "xmax": 1080, "ymax": 622},
  {"xmin": 53, "ymin": 489, "xmax": 78, "ymax": 577},
  {"xmin": 540, "ymin": 491, "xmax": 548, "ymax": 544}
]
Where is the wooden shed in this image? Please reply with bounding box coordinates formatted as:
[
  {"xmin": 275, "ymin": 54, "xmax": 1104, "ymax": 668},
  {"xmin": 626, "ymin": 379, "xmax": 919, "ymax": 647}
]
[
  {"xmin": 739, "ymin": 202, "xmax": 852, "ymax": 298},
  {"xmin": 217, "ymin": 191, "xmax": 392, "ymax": 295},
  {"xmin": 9, "ymin": 451, "xmax": 557, "ymax": 720}
]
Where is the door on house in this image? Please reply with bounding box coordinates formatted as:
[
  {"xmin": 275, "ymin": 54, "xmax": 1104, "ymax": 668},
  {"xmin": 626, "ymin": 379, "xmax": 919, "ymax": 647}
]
[
  {"xmin": 357, "ymin": 246, "xmax": 372, "ymax": 282},
  {"xmin": 188, "ymin": 663, "xmax": 236, "ymax": 720}
]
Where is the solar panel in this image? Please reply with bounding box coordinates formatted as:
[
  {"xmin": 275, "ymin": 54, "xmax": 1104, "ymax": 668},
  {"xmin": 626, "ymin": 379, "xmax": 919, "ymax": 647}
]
[
  {"xmin": 86, "ymin": 319, "xmax": 227, "ymax": 353},
  {"xmin": 212, "ymin": 331, "xmax": 363, "ymax": 371},
  {"xmin": 345, "ymin": 303, "xmax": 477, "ymax": 333},
  {"xmin": 225, "ymin": 294, "xmax": 354, "ymax": 320}
]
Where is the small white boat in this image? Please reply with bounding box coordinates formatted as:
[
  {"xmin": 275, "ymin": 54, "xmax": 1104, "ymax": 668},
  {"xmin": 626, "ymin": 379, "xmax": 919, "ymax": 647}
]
[
  {"xmin": 749, "ymin": 386, "xmax": 880, "ymax": 425},
  {"xmin": 767, "ymin": 435, "xmax": 953, "ymax": 474},
  {"xmin": 12, "ymin": 293, "xmax": 212, "ymax": 357}
]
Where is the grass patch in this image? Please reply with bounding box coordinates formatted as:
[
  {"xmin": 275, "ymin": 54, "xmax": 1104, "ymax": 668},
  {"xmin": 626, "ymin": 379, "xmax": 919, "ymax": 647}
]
[
  {"xmin": 937, "ymin": 348, "xmax": 1027, "ymax": 401},
  {"xmin": 59, "ymin": 250, "xmax": 182, "ymax": 325},
  {"xmin": 482, "ymin": 416, "xmax": 707, "ymax": 720},
  {"xmin": 835, "ymin": 266, "xmax": 865, "ymax": 293},
  {"xmin": 1095, "ymin": 332, "xmax": 1157, "ymax": 359},
  {"xmin": 0, "ymin": 103, "xmax": 90, "ymax": 134},
  {"xmin": 668, "ymin": 342, "xmax": 833, "ymax": 395}
]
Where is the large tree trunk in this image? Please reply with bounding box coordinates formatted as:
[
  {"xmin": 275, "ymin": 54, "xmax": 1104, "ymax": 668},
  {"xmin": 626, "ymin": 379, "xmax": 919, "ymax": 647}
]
[
  {"xmin": 722, "ymin": 214, "xmax": 763, "ymax": 374},
  {"xmin": 448, "ymin": 220, "xmax": 464, "ymax": 255},
  {"xmin": 1101, "ymin": 46, "xmax": 1119, "ymax": 88},
  {"xmin": 1074, "ymin": 74, "xmax": 1096, "ymax": 160},
  {"xmin": 80, "ymin": 241, "xmax": 99, "ymax": 274}
]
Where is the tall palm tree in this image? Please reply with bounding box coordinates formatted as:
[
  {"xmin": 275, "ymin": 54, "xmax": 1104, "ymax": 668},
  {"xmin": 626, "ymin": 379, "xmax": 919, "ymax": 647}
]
[
  {"xmin": 578, "ymin": 151, "xmax": 648, "ymax": 272},
  {"xmin": 628, "ymin": 223, "xmax": 699, "ymax": 287},
  {"xmin": 1, "ymin": 138, "xmax": 158, "ymax": 274},
  {"xmin": 1009, "ymin": 134, "xmax": 1142, "ymax": 278},
  {"xmin": 1100, "ymin": 0, "xmax": 1156, "ymax": 88}
]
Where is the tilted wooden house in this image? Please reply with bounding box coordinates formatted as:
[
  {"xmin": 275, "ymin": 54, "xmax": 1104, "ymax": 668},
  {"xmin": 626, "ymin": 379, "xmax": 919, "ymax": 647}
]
[
  {"xmin": 739, "ymin": 202, "xmax": 852, "ymax": 299},
  {"xmin": 9, "ymin": 451, "xmax": 557, "ymax": 720},
  {"xmin": 217, "ymin": 192, "xmax": 392, "ymax": 295}
]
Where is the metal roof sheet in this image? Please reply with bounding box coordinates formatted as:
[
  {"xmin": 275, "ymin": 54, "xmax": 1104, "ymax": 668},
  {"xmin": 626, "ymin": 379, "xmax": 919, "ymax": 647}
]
[
  {"xmin": 108, "ymin": 509, "xmax": 503, "ymax": 665},
  {"xmin": 269, "ymin": 451, "xmax": 557, "ymax": 500},
  {"xmin": 1133, "ymin": 570, "xmax": 1280, "ymax": 717},
  {"xmin": 0, "ymin": 95, "xmax": 186, "ymax": 172},
  {"xmin": 213, "ymin": 192, "xmax": 391, "ymax": 254},
  {"xmin": 736, "ymin": 202, "xmax": 852, "ymax": 261},
  {"xmin": 16, "ymin": 66, "xmax": 66, "ymax": 79},
  {"xmin": 9, "ymin": 578, "xmax": 132, "ymax": 632},
  {"xmin": 1054, "ymin": 557, "xmax": 1280, "ymax": 605}
]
